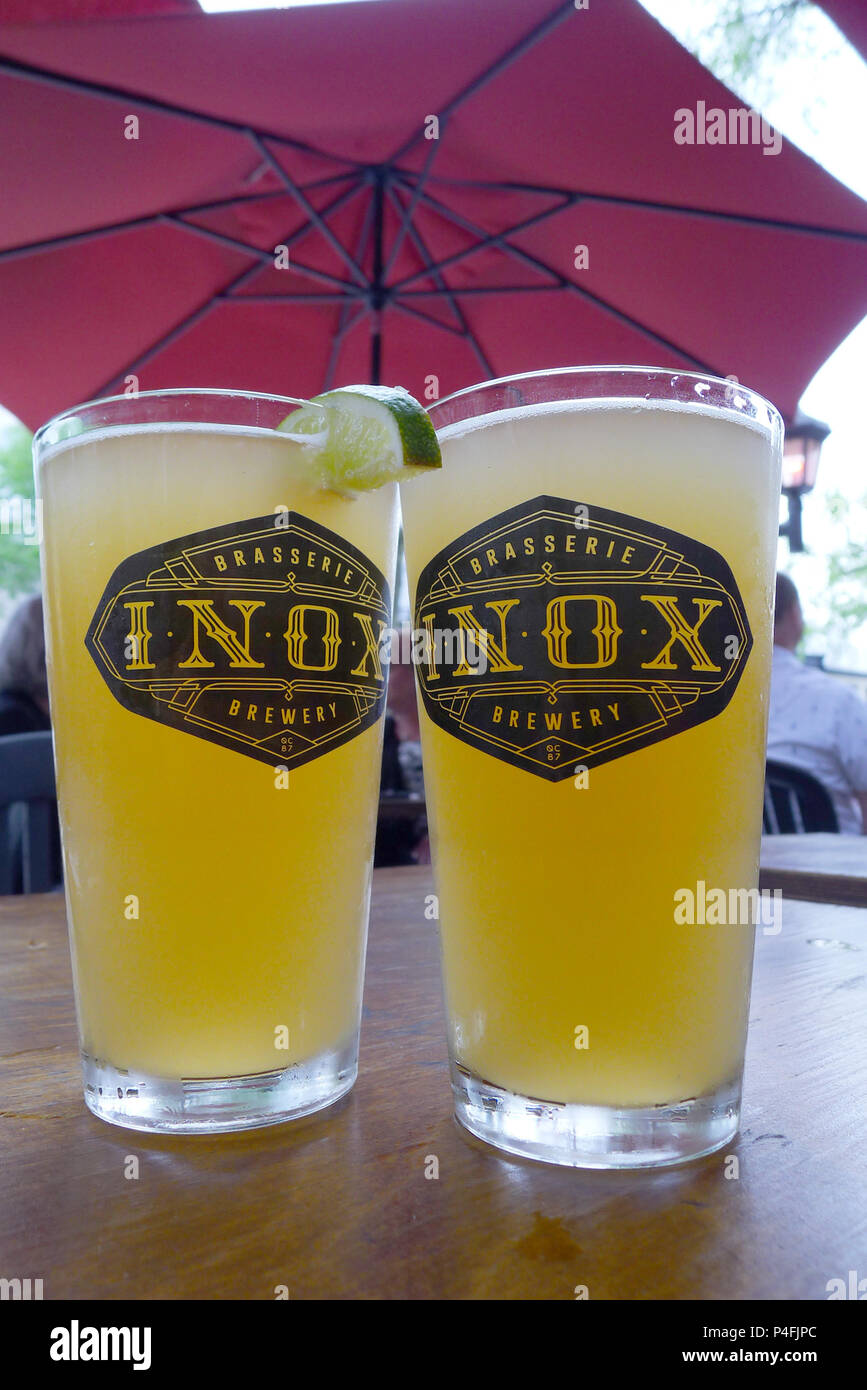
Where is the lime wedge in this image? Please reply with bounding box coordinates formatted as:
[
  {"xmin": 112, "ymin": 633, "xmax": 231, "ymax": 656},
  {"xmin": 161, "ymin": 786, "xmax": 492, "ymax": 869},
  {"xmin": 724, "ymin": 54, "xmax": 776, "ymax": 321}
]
[{"xmin": 277, "ymin": 384, "xmax": 441, "ymax": 493}]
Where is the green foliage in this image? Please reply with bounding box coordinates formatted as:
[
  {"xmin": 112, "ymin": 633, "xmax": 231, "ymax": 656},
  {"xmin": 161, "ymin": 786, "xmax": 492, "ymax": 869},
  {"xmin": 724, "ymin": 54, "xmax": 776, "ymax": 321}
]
[
  {"xmin": 679, "ymin": 0, "xmax": 827, "ymax": 113},
  {"xmin": 0, "ymin": 420, "xmax": 41, "ymax": 597},
  {"xmin": 708, "ymin": 1, "xmax": 811, "ymax": 81},
  {"xmin": 823, "ymin": 489, "xmax": 867, "ymax": 640}
]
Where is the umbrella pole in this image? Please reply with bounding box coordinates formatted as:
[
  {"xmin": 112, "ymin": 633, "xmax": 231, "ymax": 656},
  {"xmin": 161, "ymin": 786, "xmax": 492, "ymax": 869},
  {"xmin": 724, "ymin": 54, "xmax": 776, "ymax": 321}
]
[{"xmin": 369, "ymin": 170, "xmax": 385, "ymax": 386}]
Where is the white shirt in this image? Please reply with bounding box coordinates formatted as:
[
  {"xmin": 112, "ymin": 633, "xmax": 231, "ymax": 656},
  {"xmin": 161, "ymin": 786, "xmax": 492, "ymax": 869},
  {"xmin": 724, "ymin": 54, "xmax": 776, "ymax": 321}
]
[{"xmin": 766, "ymin": 646, "xmax": 867, "ymax": 834}]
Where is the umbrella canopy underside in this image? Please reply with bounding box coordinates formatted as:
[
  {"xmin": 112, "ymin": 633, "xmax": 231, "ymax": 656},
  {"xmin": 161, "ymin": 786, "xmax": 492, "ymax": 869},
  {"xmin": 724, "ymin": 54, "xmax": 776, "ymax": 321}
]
[{"xmin": 1, "ymin": 0, "xmax": 866, "ymax": 428}]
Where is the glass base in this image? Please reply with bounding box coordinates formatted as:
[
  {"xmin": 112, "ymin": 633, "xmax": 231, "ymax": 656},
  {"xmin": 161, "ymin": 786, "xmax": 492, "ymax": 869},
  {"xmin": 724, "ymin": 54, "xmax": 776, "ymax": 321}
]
[
  {"xmin": 451, "ymin": 1061, "xmax": 741, "ymax": 1169},
  {"xmin": 81, "ymin": 1044, "xmax": 357, "ymax": 1134}
]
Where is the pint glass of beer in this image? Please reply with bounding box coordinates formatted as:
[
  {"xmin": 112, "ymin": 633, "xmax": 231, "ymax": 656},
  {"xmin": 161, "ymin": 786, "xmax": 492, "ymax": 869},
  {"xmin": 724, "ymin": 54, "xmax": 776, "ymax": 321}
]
[
  {"xmin": 399, "ymin": 368, "xmax": 782, "ymax": 1167},
  {"xmin": 34, "ymin": 390, "xmax": 398, "ymax": 1133}
]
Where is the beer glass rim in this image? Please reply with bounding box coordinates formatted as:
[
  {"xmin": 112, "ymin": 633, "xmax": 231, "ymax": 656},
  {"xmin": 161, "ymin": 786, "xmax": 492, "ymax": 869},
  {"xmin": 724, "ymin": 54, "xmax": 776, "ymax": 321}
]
[
  {"xmin": 428, "ymin": 365, "xmax": 783, "ymax": 438},
  {"xmin": 33, "ymin": 387, "xmax": 322, "ymax": 458}
]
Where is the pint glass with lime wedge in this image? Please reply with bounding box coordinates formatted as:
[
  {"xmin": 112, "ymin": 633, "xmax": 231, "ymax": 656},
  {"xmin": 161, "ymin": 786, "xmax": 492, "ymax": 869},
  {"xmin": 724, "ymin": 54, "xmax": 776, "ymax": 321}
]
[
  {"xmin": 399, "ymin": 367, "xmax": 783, "ymax": 1168},
  {"xmin": 34, "ymin": 387, "xmax": 416, "ymax": 1133}
]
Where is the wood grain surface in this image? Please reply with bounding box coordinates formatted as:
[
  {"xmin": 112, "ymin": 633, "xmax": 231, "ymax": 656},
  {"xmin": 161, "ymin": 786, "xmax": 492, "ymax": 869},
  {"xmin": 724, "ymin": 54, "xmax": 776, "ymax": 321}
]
[
  {"xmin": 0, "ymin": 869, "xmax": 865, "ymax": 1300},
  {"xmin": 760, "ymin": 833, "xmax": 867, "ymax": 907}
]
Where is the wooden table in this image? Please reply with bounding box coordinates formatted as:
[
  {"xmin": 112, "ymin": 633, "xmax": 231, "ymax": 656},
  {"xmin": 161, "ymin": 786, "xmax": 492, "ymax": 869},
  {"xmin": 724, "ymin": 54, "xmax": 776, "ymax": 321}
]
[
  {"xmin": 761, "ymin": 832, "xmax": 867, "ymax": 907},
  {"xmin": 1, "ymin": 868, "xmax": 865, "ymax": 1300}
]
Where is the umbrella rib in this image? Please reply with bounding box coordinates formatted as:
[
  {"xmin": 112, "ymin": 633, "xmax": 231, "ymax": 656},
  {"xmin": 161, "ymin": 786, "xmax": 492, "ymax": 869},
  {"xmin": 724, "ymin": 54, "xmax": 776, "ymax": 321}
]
[
  {"xmin": 247, "ymin": 132, "xmax": 368, "ymax": 289},
  {"xmin": 0, "ymin": 214, "xmax": 166, "ymax": 263},
  {"xmin": 401, "ymin": 175, "xmax": 867, "ymax": 246},
  {"xmin": 86, "ymin": 184, "xmax": 366, "ymax": 398},
  {"xmin": 388, "ymin": 0, "xmax": 576, "ymax": 164},
  {"xmin": 214, "ymin": 179, "xmax": 369, "ymax": 295},
  {"xmin": 181, "ymin": 175, "xmax": 357, "ymax": 213},
  {"xmin": 389, "ymin": 180, "xmax": 574, "ymax": 290},
  {"xmin": 384, "ymin": 185, "xmax": 463, "ymax": 330},
  {"xmin": 216, "ymin": 294, "xmax": 359, "ymax": 304},
  {"xmin": 0, "ymin": 53, "xmax": 367, "ymax": 174},
  {"xmin": 167, "ymin": 215, "xmax": 362, "ymax": 294},
  {"xmin": 0, "ymin": 182, "xmax": 364, "ymax": 265},
  {"xmin": 324, "ymin": 184, "xmax": 379, "ymax": 389},
  {"xmin": 385, "ymin": 187, "xmax": 495, "ymax": 377},
  {"xmin": 322, "ymin": 300, "xmax": 370, "ymax": 388},
  {"xmin": 402, "ymin": 285, "xmax": 563, "ymax": 296},
  {"xmin": 404, "ymin": 184, "xmax": 718, "ymax": 374},
  {"xmin": 577, "ymin": 187, "xmax": 867, "ymax": 243},
  {"xmin": 392, "ymin": 172, "xmax": 867, "ymax": 295},
  {"xmin": 381, "ymin": 136, "xmax": 442, "ymax": 284},
  {"xmin": 391, "ymin": 300, "xmax": 468, "ymax": 338},
  {"xmin": 89, "ymin": 297, "xmax": 219, "ymax": 401}
]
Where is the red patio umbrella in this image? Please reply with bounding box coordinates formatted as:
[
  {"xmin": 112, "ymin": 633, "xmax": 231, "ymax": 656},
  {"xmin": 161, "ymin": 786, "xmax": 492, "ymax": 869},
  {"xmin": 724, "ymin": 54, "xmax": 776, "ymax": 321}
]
[{"xmin": 0, "ymin": 0, "xmax": 866, "ymax": 430}]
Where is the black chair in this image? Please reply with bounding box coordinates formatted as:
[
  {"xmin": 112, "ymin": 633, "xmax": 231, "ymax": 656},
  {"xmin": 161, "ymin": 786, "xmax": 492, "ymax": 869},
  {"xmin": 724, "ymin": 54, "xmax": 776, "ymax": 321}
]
[
  {"xmin": 0, "ymin": 731, "xmax": 60, "ymax": 893},
  {"xmin": 763, "ymin": 758, "xmax": 839, "ymax": 834}
]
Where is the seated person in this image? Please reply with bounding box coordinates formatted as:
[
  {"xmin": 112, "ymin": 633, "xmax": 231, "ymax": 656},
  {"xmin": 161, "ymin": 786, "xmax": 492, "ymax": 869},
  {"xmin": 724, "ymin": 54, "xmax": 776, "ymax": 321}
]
[
  {"xmin": 0, "ymin": 593, "xmax": 51, "ymax": 734},
  {"xmin": 0, "ymin": 592, "xmax": 62, "ymax": 889},
  {"xmin": 767, "ymin": 574, "xmax": 867, "ymax": 834},
  {"xmin": 374, "ymin": 638, "xmax": 427, "ymax": 867}
]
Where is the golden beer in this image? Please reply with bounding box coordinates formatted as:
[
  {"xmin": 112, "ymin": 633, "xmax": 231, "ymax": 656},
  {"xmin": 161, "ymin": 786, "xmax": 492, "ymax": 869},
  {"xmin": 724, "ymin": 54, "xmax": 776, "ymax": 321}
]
[
  {"xmin": 400, "ymin": 368, "xmax": 782, "ymax": 1167},
  {"xmin": 35, "ymin": 392, "xmax": 398, "ymax": 1132}
]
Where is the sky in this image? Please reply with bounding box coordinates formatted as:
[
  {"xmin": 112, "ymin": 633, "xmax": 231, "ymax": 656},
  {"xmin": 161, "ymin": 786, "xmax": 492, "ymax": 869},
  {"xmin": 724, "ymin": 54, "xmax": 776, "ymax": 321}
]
[
  {"xmin": 640, "ymin": 0, "xmax": 867, "ymax": 668},
  {"xmin": 3, "ymin": 0, "xmax": 866, "ymax": 660}
]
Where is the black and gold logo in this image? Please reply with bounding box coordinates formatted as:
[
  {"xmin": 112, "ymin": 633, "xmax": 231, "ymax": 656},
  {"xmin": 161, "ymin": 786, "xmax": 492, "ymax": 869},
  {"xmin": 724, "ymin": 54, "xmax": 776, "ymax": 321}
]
[
  {"xmin": 413, "ymin": 496, "xmax": 752, "ymax": 781},
  {"xmin": 86, "ymin": 513, "xmax": 390, "ymax": 769}
]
